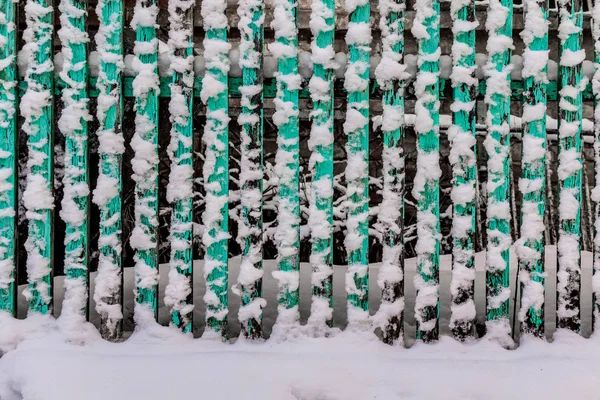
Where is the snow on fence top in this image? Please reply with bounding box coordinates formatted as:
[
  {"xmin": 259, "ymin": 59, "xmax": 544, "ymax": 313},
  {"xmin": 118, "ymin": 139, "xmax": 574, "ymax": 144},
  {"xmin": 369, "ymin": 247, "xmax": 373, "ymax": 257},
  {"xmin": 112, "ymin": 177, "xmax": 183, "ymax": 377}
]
[{"xmin": 0, "ymin": 0, "xmax": 599, "ymax": 349}]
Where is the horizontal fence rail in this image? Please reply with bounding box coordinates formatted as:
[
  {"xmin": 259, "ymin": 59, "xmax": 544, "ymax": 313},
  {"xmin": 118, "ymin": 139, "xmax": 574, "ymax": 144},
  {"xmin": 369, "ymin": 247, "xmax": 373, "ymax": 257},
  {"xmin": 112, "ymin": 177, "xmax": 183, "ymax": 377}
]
[{"xmin": 0, "ymin": 0, "xmax": 599, "ymax": 348}]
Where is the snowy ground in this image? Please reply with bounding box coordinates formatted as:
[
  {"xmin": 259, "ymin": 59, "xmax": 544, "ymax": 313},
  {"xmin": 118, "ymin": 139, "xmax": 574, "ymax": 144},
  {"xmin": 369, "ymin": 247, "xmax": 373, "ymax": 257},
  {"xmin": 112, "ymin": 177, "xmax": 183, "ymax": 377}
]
[{"xmin": 1, "ymin": 246, "xmax": 599, "ymax": 399}]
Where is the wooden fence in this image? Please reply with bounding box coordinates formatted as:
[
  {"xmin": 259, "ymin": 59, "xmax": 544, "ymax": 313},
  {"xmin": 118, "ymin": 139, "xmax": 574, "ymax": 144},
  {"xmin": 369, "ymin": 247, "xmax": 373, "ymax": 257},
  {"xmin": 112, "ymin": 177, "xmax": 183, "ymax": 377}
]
[{"xmin": 0, "ymin": 0, "xmax": 598, "ymax": 347}]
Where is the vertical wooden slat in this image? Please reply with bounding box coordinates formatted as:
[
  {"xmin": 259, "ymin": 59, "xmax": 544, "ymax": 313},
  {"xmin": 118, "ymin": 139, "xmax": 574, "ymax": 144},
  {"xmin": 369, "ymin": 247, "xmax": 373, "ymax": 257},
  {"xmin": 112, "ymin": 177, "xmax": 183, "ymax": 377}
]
[
  {"xmin": 517, "ymin": 0, "xmax": 548, "ymax": 338},
  {"xmin": 165, "ymin": 0, "xmax": 195, "ymax": 334},
  {"xmin": 556, "ymin": 0, "xmax": 583, "ymax": 333},
  {"xmin": 449, "ymin": 0, "xmax": 477, "ymax": 341},
  {"xmin": 307, "ymin": 0, "xmax": 335, "ymax": 332},
  {"xmin": 22, "ymin": 0, "xmax": 55, "ymax": 315},
  {"xmin": 343, "ymin": 0, "xmax": 370, "ymax": 329},
  {"xmin": 93, "ymin": 0, "xmax": 125, "ymax": 340},
  {"xmin": 57, "ymin": 0, "xmax": 91, "ymax": 333},
  {"xmin": 0, "ymin": 0, "xmax": 18, "ymax": 316},
  {"xmin": 131, "ymin": 0, "xmax": 160, "ymax": 323},
  {"xmin": 235, "ymin": 0, "xmax": 265, "ymax": 339},
  {"xmin": 484, "ymin": 0, "xmax": 514, "ymax": 346},
  {"xmin": 200, "ymin": 0, "xmax": 230, "ymax": 338},
  {"xmin": 271, "ymin": 0, "xmax": 301, "ymax": 332},
  {"xmin": 374, "ymin": 0, "xmax": 407, "ymax": 344},
  {"xmin": 412, "ymin": 0, "xmax": 441, "ymax": 342},
  {"xmin": 591, "ymin": 0, "xmax": 600, "ymax": 331}
]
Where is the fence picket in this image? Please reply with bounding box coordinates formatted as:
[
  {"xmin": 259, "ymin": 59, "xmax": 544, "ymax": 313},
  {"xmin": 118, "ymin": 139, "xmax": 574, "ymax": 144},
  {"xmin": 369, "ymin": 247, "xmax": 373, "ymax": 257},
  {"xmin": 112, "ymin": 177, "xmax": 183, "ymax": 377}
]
[
  {"xmin": 484, "ymin": 0, "xmax": 513, "ymax": 346},
  {"xmin": 271, "ymin": 0, "xmax": 301, "ymax": 333},
  {"xmin": 201, "ymin": 0, "xmax": 230, "ymax": 338},
  {"xmin": 131, "ymin": 0, "xmax": 160, "ymax": 323},
  {"xmin": 517, "ymin": 0, "xmax": 548, "ymax": 338},
  {"xmin": 375, "ymin": 0, "xmax": 407, "ymax": 344},
  {"xmin": 93, "ymin": 0, "xmax": 125, "ymax": 341},
  {"xmin": 556, "ymin": 0, "xmax": 583, "ymax": 333},
  {"xmin": 344, "ymin": 0, "xmax": 371, "ymax": 329},
  {"xmin": 307, "ymin": 0, "xmax": 336, "ymax": 333},
  {"xmin": 413, "ymin": 0, "xmax": 441, "ymax": 342},
  {"xmin": 236, "ymin": 0, "xmax": 265, "ymax": 339},
  {"xmin": 165, "ymin": 0, "xmax": 195, "ymax": 334},
  {"xmin": 449, "ymin": 0, "xmax": 477, "ymax": 341},
  {"xmin": 22, "ymin": 0, "xmax": 55, "ymax": 315},
  {"xmin": 0, "ymin": 0, "xmax": 18, "ymax": 316},
  {"xmin": 592, "ymin": 0, "xmax": 600, "ymax": 330},
  {"xmin": 57, "ymin": 0, "xmax": 91, "ymax": 334}
]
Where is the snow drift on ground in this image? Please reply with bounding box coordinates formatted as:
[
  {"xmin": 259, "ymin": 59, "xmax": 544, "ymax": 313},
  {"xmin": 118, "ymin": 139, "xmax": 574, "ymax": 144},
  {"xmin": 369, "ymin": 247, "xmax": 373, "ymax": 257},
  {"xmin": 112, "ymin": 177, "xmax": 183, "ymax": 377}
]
[{"xmin": 0, "ymin": 247, "xmax": 599, "ymax": 399}]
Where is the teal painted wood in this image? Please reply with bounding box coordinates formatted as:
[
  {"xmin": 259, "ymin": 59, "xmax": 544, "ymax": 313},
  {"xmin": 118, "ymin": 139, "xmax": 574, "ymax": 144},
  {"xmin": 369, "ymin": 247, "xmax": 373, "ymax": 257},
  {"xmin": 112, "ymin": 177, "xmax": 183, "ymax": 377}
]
[
  {"xmin": 306, "ymin": 0, "xmax": 335, "ymax": 333},
  {"xmin": 412, "ymin": 0, "xmax": 441, "ymax": 342},
  {"xmin": 449, "ymin": 0, "xmax": 477, "ymax": 341},
  {"xmin": 271, "ymin": 0, "xmax": 301, "ymax": 332},
  {"xmin": 131, "ymin": 0, "xmax": 160, "ymax": 324},
  {"xmin": 343, "ymin": 0, "xmax": 370, "ymax": 329},
  {"xmin": 517, "ymin": 0, "xmax": 548, "ymax": 338},
  {"xmin": 17, "ymin": 76, "xmax": 595, "ymax": 102},
  {"xmin": 200, "ymin": 0, "xmax": 230, "ymax": 339},
  {"xmin": 58, "ymin": 0, "xmax": 91, "ymax": 332},
  {"xmin": 557, "ymin": 0, "xmax": 583, "ymax": 333},
  {"xmin": 484, "ymin": 0, "xmax": 513, "ymax": 347},
  {"xmin": 236, "ymin": 0, "xmax": 265, "ymax": 339},
  {"xmin": 374, "ymin": 0, "xmax": 408, "ymax": 344},
  {"xmin": 93, "ymin": 0, "xmax": 125, "ymax": 341},
  {"xmin": 0, "ymin": 0, "xmax": 18, "ymax": 316},
  {"xmin": 22, "ymin": 0, "xmax": 55, "ymax": 315},
  {"xmin": 165, "ymin": 0, "xmax": 195, "ymax": 334},
  {"xmin": 593, "ymin": 0, "xmax": 600, "ymax": 331}
]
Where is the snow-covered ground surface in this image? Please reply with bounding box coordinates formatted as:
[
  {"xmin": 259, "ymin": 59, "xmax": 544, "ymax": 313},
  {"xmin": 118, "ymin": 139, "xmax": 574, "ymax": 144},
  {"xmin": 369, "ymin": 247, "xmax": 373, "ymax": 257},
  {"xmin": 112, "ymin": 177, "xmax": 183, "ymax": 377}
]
[{"xmin": 1, "ymin": 246, "xmax": 599, "ymax": 399}]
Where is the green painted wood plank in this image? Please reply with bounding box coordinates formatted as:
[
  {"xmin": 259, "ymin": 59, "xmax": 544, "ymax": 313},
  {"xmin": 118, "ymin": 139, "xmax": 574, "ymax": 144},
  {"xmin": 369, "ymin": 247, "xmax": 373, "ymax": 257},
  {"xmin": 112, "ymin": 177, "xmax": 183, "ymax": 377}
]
[
  {"xmin": 131, "ymin": 0, "xmax": 160, "ymax": 324},
  {"xmin": 517, "ymin": 0, "xmax": 549, "ymax": 338},
  {"xmin": 449, "ymin": 0, "xmax": 477, "ymax": 341},
  {"xmin": 200, "ymin": 0, "xmax": 230, "ymax": 339},
  {"xmin": 57, "ymin": 0, "xmax": 91, "ymax": 333},
  {"xmin": 0, "ymin": 0, "xmax": 18, "ymax": 316},
  {"xmin": 271, "ymin": 0, "xmax": 301, "ymax": 333},
  {"xmin": 165, "ymin": 0, "xmax": 195, "ymax": 334},
  {"xmin": 93, "ymin": 0, "xmax": 125, "ymax": 341},
  {"xmin": 22, "ymin": 0, "xmax": 55, "ymax": 315},
  {"xmin": 374, "ymin": 0, "xmax": 407, "ymax": 344},
  {"xmin": 235, "ymin": 0, "xmax": 266, "ymax": 339},
  {"xmin": 306, "ymin": 0, "xmax": 335, "ymax": 333},
  {"xmin": 484, "ymin": 0, "xmax": 514, "ymax": 347},
  {"xmin": 556, "ymin": 0, "xmax": 583, "ymax": 333},
  {"xmin": 412, "ymin": 0, "xmax": 441, "ymax": 343}
]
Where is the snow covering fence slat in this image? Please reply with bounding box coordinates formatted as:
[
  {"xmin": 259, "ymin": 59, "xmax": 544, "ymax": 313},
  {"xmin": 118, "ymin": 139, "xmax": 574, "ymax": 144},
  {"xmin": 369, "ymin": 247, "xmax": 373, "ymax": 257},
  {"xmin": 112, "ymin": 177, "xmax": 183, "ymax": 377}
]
[
  {"xmin": 166, "ymin": 0, "xmax": 195, "ymax": 334},
  {"xmin": 131, "ymin": 0, "xmax": 160, "ymax": 325},
  {"xmin": 413, "ymin": 0, "xmax": 442, "ymax": 343},
  {"xmin": 344, "ymin": 0, "xmax": 371, "ymax": 330},
  {"xmin": 271, "ymin": 0, "xmax": 302, "ymax": 337},
  {"xmin": 449, "ymin": 0, "xmax": 478, "ymax": 341},
  {"xmin": 4, "ymin": 0, "xmax": 600, "ymax": 348},
  {"xmin": 201, "ymin": 0, "xmax": 230, "ymax": 339},
  {"xmin": 0, "ymin": 0, "xmax": 17, "ymax": 316},
  {"xmin": 57, "ymin": 0, "xmax": 91, "ymax": 338},
  {"xmin": 557, "ymin": 0, "xmax": 584, "ymax": 333},
  {"xmin": 517, "ymin": 0, "xmax": 549, "ymax": 338},
  {"xmin": 22, "ymin": 0, "xmax": 55, "ymax": 316},
  {"xmin": 235, "ymin": 0, "xmax": 265, "ymax": 339},
  {"xmin": 484, "ymin": 0, "xmax": 514, "ymax": 347},
  {"xmin": 307, "ymin": 0, "xmax": 335, "ymax": 334},
  {"xmin": 94, "ymin": 0, "xmax": 124, "ymax": 341}
]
